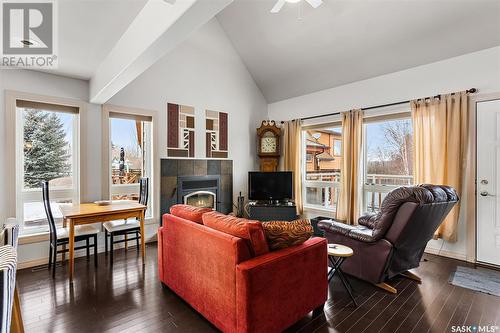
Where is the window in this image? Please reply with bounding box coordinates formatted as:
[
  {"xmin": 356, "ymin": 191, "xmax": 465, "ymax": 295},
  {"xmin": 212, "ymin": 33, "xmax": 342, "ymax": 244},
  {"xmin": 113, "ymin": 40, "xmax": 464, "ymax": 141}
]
[
  {"xmin": 363, "ymin": 116, "xmax": 413, "ymax": 212},
  {"xmin": 109, "ymin": 113, "xmax": 153, "ymax": 217},
  {"xmin": 302, "ymin": 127, "xmax": 342, "ymax": 212},
  {"xmin": 333, "ymin": 139, "xmax": 342, "ymax": 156},
  {"xmin": 15, "ymin": 100, "xmax": 79, "ymax": 232}
]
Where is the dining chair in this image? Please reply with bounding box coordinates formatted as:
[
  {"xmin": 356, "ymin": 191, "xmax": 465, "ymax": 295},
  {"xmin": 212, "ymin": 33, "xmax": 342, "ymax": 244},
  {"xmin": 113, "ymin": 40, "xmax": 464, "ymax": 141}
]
[
  {"xmin": 103, "ymin": 178, "xmax": 149, "ymax": 263},
  {"xmin": 42, "ymin": 181, "xmax": 99, "ymax": 277}
]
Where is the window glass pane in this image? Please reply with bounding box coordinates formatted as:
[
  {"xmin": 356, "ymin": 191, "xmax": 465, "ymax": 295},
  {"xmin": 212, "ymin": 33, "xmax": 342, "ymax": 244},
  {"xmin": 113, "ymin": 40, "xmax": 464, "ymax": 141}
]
[
  {"xmin": 23, "ymin": 200, "xmax": 72, "ymax": 228},
  {"xmin": 110, "ymin": 118, "xmax": 144, "ymax": 185},
  {"xmin": 364, "ymin": 118, "xmax": 413, "ymax": 212},
  {"xmin": 304, "ymin": 127, "xmax": 342, "ymax": 211},
  {"xmin": 18, "ymin": 105, "xmax": 78, "ymax": 232},
  {"xmin": 22, "ymin": 108, "xmax": 75, "ymax": 190},
  {"xmin": 110, "ymin": 117, "xmax": 153, "ymax": 218}
]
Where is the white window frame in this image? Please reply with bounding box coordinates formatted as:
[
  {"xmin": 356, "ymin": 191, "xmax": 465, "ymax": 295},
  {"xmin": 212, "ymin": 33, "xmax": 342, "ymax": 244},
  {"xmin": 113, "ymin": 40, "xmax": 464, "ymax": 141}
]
[
  {"xmin": 5, "ymin": 91, "xmax": 87, "ymax": 235},
  {"xmin": 300, "ymin": 107, "xmax": 414, "ymax": 216},
  {"xmin": 102, "ymin": 104, "xmax": 159, "ymax": 225},
  {"xmin": 301, "ymin": 123, "xmax": 342, "ymax": 214},
  {"xmin": 109, "ymin": 118, "xmax": 152, "ymax": 217}
]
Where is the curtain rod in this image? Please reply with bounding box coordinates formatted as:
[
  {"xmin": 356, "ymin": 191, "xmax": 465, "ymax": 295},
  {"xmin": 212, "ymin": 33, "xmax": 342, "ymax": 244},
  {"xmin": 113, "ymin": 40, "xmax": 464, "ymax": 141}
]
[{"xmin": 281, "ymin": 88, "xmax": 477, "ymax": 123}]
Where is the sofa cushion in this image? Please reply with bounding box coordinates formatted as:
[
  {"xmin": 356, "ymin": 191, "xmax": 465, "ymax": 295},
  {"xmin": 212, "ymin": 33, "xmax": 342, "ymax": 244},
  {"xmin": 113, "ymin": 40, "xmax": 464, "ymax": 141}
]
[
  {"xmin": 261, "ymin": 219, "xmax": 313, "ymax": 251},
  {"xmin": 202, "ymin": 211, "xmax": 270, "ymax": 256},
  {"xmin": 170, "ymin": 204, "xmax": 212, "ymax": 224}
]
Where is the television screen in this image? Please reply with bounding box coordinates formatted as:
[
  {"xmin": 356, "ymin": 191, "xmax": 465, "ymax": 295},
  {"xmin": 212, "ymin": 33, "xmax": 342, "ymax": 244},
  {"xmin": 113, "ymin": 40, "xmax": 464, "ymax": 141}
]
[{"xmin": 248, "ymin": 172, "xmax": 293, "ymax": 201}]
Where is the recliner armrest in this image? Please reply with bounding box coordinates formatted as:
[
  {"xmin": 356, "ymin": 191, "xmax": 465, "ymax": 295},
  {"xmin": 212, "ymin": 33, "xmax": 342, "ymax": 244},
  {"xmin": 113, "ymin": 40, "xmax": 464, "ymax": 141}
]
[
  {"xmin": 358, "ymin": 213, "xmax": 378, "ymax": 228},
  {"xmin": 318, "ymin": 220, "xmax": 376, "ymax": 243},
  {"xmin": 318, "ymin": 219, "xmax": 357, "ymax": 236}
]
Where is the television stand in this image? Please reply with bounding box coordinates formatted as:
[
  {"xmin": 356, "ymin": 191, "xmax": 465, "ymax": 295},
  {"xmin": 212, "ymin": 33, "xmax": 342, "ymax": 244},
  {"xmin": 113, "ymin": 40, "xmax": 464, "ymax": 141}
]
[{"xmin": 248, "ymin": 202, "xmax": 297, "ymax": 222}]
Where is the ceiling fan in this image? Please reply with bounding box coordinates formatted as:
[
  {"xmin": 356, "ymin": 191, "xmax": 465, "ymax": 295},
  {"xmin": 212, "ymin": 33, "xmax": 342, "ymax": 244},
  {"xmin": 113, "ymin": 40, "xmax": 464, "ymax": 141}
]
[{"xmin": 270, "ymin": 0, "xmax": 323, "ymax": 13}]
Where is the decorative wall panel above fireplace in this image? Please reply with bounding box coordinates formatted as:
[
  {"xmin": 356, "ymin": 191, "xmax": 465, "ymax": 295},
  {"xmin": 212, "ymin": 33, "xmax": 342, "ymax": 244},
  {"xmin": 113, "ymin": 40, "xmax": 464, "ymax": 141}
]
[
  {"xmin": 160, "ymin": 159, "xmax": 233, "ymax": 225},
  {"xmin": 167, "ymin": 103, "xmax": 195, "ymax": 158},
  {"xmin": 206, "ymin": 110, "xmax": 228, "ymax": 158}
]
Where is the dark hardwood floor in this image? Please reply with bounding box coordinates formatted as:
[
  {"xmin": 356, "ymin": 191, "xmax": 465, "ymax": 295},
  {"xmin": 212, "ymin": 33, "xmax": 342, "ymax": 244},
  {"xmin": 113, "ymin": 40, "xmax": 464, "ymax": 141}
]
[{"xmin": 17, "ymin": 243, "xmax": 499, "ymax": 333}]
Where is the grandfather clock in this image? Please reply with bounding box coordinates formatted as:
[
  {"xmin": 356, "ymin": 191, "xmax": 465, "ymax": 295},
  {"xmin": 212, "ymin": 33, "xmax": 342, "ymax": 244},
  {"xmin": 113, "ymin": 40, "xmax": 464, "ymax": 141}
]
[{"xmin": 257, "ymin": 120, "xmax": 281, "ymax": 172}]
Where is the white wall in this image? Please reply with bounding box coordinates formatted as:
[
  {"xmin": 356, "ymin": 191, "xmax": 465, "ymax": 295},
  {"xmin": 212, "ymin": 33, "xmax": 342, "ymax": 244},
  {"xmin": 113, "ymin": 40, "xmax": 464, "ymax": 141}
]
[
  {"xmin": 268, "ymin": 46, "xmax": 500, "ymax": 261},
  {"xmin": 107, "ymin": 18, "xmax": 268, "ymax": 202},
  {"xmin": 0, "ymin": 69, "xmax": 95, "ymax": 214},
  {"xmin": 269, "ymin": 46, "xmax": 500, "ymax": 119},
  {"xmin": 1, "ymin": 18, "xmax": 266, "ymax": 266},
  {"xmin": 0, "ymin": 69, "xmax": 107, "ymax": 264}
]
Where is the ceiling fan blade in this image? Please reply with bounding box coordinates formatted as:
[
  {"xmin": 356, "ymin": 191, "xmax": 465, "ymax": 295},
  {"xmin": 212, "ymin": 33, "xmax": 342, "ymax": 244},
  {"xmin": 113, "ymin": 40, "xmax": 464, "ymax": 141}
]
[
  {"xmin": 305, "ymin": 0, "xmax": 323, "ymax": 9},
  {"xmin": 270, "ymin": 0, "xmax": 286, "ymax": 13}
]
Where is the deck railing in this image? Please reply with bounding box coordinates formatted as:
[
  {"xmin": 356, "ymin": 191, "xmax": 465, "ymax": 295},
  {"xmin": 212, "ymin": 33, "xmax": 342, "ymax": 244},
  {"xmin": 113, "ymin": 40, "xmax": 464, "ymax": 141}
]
[{"xmin": 304, "ymin": 172, "xmax": 413, "ymax": 212}]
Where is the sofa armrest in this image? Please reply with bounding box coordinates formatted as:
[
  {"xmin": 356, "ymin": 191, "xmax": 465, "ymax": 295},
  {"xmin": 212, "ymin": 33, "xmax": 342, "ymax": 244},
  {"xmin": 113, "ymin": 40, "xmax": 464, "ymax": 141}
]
[{"xmin": 235, "ymin": 237, "xmax": 328, "ymax": 333}]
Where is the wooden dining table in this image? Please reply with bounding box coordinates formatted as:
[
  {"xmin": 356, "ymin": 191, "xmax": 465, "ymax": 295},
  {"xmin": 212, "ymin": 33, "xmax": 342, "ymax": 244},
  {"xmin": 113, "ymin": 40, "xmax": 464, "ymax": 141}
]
[{"xmin": 59, "ymin": 201, "xmax": 147, "ymax": 282}]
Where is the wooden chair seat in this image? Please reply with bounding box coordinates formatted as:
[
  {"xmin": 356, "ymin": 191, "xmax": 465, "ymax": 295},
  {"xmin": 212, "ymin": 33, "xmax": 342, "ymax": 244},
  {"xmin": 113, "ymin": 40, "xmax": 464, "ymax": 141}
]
[
  {"xmin": 56, "ymin": 225, "xmax": 100, "ymax": 239},
  {"xmin": 105, "ymin": 178, "xmax": 148, "ymax": 264},
  {"xmin": 103, "ymin": 220, "xmax": 140, "ymax": 233}
]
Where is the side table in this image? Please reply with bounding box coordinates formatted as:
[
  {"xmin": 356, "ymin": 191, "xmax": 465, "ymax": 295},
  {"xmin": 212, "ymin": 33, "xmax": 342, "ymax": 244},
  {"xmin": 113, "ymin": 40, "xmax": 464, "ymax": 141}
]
[{"xmin": 327, "ymin": 243, "xmax": 357, "ymax": 306}]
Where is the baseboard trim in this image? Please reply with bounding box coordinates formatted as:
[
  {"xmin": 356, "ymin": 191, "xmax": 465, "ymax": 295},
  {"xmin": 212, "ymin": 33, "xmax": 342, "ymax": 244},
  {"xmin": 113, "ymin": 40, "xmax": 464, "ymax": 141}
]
[
  {"xmin": 424, "ymin": 247, "xmax": 467, "ymax": 262},
  {"xmin": 17, "ymin": 238, "xmax": 158, "ymax": 270}
]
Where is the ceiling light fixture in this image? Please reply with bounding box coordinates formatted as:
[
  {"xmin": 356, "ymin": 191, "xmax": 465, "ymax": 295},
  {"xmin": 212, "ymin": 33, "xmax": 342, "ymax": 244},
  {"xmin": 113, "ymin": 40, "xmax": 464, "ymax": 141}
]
[{"xmin": 270, "ymin": 0, "xmax": 323, "ymax": 13}]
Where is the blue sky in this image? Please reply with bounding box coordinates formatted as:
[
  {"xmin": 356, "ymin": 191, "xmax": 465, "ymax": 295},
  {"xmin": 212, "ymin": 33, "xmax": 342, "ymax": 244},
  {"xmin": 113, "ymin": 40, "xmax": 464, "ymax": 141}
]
[
  {"xmin": 60, "ymin": 116, "xmax": 137, "ymax": 149},
  {"xmin": 110, "ymin": 118, "xmax": 139, "ymax": 149}
]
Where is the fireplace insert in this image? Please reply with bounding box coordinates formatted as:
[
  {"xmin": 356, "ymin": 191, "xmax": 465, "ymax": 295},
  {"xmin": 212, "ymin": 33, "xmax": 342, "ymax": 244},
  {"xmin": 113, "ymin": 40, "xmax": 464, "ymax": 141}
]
[{"xmin": 177, "ymin": 175, "xmax": 220, "ymax": 210}]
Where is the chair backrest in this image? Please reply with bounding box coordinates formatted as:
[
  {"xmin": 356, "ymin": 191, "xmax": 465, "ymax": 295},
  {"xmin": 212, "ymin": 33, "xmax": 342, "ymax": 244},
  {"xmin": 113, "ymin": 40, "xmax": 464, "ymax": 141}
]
[
  {"xmin": 358, "ymin": 184, "xmax": 458, "ymax": 241},
  {"xmin": 42, "ymin": 181, "xmax": 58, "ymax": 241},
  {"xmin": 138, "ymin": 178, "xmax": 149, "ymax": 206},
  {"xmin": 382, "ymin": 184, "xmax": 459, "ymax": 277}
]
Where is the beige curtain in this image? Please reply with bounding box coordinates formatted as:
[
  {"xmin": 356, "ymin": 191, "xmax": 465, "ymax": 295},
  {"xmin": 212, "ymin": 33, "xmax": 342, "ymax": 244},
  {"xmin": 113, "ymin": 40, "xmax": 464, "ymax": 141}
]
[
  {"xmin": 411, "ymin": 92, "xmax": 471, "ymax": 242},
  {"xmin": 283, "ymin": 120, "xmax": 303, "ymax": 215},
  {"xmin": 336, "ymin": 109, "xmax": 364, "ymax": 224}
]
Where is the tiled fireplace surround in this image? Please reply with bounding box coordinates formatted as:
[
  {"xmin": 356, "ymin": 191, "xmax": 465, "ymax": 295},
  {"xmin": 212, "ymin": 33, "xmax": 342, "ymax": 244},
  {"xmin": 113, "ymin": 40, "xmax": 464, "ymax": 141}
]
[{"xmin": 160, "ymin": 159, "xmax": 233, "ymax": 224}]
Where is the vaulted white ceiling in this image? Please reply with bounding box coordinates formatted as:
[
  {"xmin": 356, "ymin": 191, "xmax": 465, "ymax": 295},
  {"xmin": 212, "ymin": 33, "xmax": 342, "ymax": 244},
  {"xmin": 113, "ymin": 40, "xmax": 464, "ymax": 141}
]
[
  {"xmin": 33, "ymin": 0, "xmax": 500, "ymax": 103},
  {"xmin": 216, "ymin": 0, "xmax": 500, "ymax": 102},
  {"xmin": 44, "ymin": 0, "xmax": 148, "ymax": 80},
  {"xmin": 37, "ymin": 0, "xmax": 233, "ymax": 103}
]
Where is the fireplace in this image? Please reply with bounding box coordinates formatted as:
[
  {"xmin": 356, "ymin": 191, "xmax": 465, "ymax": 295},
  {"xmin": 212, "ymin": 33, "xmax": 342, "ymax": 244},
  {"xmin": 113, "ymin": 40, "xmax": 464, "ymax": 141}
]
[
  {"xmin": 177, "ymin": 175, "xmax": 220, "ymax": 211},
  {"xmin": 161, "ymin": 159, "xmax": 233, "ymax": 225},
  {"xmin": 184, "ymin": 191, "xmax": 216, "ymax": 209}
]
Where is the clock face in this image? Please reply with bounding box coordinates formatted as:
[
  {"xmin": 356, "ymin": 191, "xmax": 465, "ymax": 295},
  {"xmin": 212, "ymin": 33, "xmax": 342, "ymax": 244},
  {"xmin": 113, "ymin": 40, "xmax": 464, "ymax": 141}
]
[{"xmin": 261, "ymin": 137, "xmax": 277, "ymax": 153}]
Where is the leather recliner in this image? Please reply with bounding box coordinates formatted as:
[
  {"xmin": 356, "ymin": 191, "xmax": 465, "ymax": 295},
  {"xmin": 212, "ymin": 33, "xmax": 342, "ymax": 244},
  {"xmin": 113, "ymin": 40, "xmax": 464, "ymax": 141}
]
[{"xmin": 318, "ymin": 184, "xmax": 458, "ymax": 293}]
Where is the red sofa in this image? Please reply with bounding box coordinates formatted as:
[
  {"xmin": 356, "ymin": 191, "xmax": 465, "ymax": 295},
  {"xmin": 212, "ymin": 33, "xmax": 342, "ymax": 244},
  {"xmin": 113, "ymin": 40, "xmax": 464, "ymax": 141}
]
[{"xmin": 158, "ymin": 209, "xmax": 328, "ymax": 333}]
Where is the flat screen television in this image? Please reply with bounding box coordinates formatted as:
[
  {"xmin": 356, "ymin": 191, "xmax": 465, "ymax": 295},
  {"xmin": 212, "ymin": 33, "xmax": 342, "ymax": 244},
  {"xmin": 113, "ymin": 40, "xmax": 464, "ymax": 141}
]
[{"xmin": 248, "ymin": 172, "xmax": 293, "ymax": 201}]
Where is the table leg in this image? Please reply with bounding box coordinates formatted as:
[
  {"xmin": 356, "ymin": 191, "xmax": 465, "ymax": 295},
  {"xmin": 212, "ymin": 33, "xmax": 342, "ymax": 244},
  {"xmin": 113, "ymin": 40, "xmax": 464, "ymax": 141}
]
[
  {"xmin": 337, "ymin": 269, "xmax": 357, "ymax": 306},
  {"xmin": 12, "ymin": 287, "xmax": 24, "ymax": 333},
  {"xmin": 328, "ymin": 256, "xmax": 357, "ymax": 307},
  {"xmin": 69, "ymin": 220, "xmax": 75, "ymax": 282},
  {"xmin": 62, "ymin": 218, "xmax": 67, "ymax": 264},
  {"xmin": 139, "ymin": 210, "xmax": 145, "ymax": 264}
]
